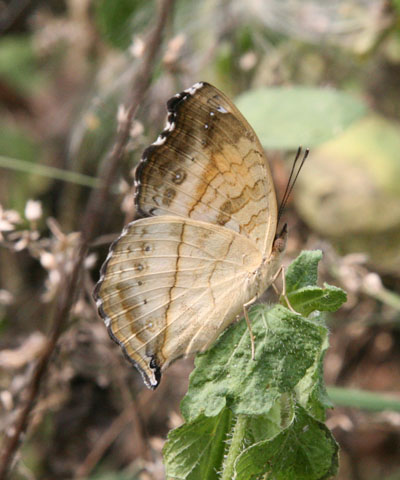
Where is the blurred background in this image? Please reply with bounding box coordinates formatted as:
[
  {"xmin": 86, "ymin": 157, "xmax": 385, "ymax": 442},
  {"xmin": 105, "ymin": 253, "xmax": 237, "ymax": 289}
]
[{"xmin": 1, "ymin": 0, "xmax": 400, "ymax": 478}]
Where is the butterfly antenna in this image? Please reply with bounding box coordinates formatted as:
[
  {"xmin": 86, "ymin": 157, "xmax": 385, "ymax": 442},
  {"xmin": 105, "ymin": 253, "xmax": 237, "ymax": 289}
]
[
  {"xmin": 278, "ymin": 147, "xmax": 302, "ymax": 219},
  {"xmin": 277, "ymin": 147, "xmax": 309, "ymax": 224}
]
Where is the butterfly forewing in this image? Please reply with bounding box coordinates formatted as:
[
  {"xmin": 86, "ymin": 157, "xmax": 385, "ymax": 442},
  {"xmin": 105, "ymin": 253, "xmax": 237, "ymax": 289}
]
[
  {"xmin": 95, "ymin": 216, "xmax": 262, "ymax": 388},
  {"xmin": 135, "ymin": 82, "xmax": 277, "ymax": 256}
]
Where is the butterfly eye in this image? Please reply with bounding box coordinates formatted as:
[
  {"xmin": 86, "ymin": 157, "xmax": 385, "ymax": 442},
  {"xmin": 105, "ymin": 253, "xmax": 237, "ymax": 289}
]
[{"xmin": 144, "ymin": 244, "xmax": 152, "ymax": 252}]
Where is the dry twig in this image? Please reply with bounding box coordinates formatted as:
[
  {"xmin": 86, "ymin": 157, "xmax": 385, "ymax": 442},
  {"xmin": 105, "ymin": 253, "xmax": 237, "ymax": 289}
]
[
  {"xmin": 74, "ymin": 408, "xmax": 137, "ymax": 480},
  {"xmin": 0, "ymin": 0, "xmax": 176, "ymax": 477}
]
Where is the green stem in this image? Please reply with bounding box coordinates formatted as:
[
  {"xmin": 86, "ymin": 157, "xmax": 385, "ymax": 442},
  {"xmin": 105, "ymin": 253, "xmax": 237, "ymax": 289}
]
[
  {"xmin": 366, "ymin": 286, "xmax": 400, "ymax": 312},
  {"xmin": 0, "ymin": 155, "xmax": 100, "ymax": 188},
  {"xmin": 221, "ymin": 414, "xmax": 248, "ymax": 480},
  {"xmin": 328, "ymin": 386, "xmax": 400, "ymax": 412}
]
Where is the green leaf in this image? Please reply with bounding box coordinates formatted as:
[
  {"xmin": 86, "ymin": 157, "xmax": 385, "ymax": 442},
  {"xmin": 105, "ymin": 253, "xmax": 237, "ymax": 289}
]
[
  {"xmin": 235, "ymin": 86, "xmax": 367, "ymax": 149},
  {"xmin": 285, "ymin": 250, "xmax": 322, "ymax": 292},
  {"xmin": 295, "ymin": 334, "xmax": 332, "ymax": 421},
  {"xmin": 244, "ymin": 396, "xmax": 295, "ymax": 443},
  {"xmin": 166, "ymin": 406, "xmax": 336, "ymax": 480},
  {"xmin": 164, "ymin": 400, "xmax": 294, "ymax": 480},
  {"xmin": 163, "ymin": 408, "xmax": 232, "ymax": 480},
  {"xmin": 234, "ymin": 405, "xmax": 338, "ymax": 480},
  {"xmin": 181, "ymin": 304, "xmax": 328, "ymax": 421},
  {"xmin": 284, "ymin": 250, "xmax": 347, "ymax": 316},
  {"xmin": 287, "ymin": 284, "xmax": 347, "ymax": 317}
]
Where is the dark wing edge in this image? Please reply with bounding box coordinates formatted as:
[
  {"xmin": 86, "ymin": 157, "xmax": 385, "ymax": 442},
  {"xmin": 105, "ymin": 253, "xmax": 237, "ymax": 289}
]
[
  {"xmin": 92, "ymin": 222, "xmax": 161, "ymax": 390},
  {"xmin": 92, "ymin": 83, "xmax": 209, "ymax": 388},
  {"xmin": 133, "ymin": 81, "xmax": 206, "ymax": 218}
]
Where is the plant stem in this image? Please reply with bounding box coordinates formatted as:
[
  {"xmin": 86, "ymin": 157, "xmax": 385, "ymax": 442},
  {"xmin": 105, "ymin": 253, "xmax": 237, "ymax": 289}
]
[
  {"xmin": 328, "ymin": 386, "xmax": 400, "ymax": 412},
  {"xmin": 221, "ymin": 414, "xmax": 248, "ymax": 480},
  {"xmin": 0, "ymin": 155, "xmax": 100, "ymax": 188}
]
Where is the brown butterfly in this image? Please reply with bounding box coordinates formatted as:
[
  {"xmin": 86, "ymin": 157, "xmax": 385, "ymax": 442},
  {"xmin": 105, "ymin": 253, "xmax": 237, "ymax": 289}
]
[{"xmin": 94, "ymin": 82, "xmax": 296, "ymax": 389}]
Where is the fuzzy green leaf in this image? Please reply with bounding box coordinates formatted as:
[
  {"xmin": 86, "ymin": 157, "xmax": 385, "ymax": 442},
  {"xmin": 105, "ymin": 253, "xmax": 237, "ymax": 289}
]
[
  {"xmin": 163, "ymin": 408, "xmax": 232, "ymax": 480},
  {"xmin": 164, "ymin": 400, "xmax": 294, "ymax": 480},
  {"xmin": 295, "ymin": 329, "xmax": 332, "ymax": 421},
  {"xmin": 284, "ymin": 250, "xmax": 347, "ymax": 316},
  {"xmin": 286, "ymin": 284, "xmax": 347, "ymax": 317},
  {"xmin": 234, "ymin": 405, "xmax": 338, "ymax": 480},
  {"xmin": 285, "ymin": 250, "xmax": 322, "ymax": 292},
  {"xmin": 165, "ymin": 405, "xmax": 338, "ymax": 480},
  {"xmin": 181, "ymin": 304, "xmax": 328, "ymax": 421}
]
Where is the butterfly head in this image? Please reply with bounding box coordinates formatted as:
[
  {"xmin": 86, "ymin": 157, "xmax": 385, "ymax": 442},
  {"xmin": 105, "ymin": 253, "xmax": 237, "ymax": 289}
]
[
  {"xmin": 254, "ymin": 223, "xmax": 287, "ymax": 298},
  {"xmin": 273, "ymin": 223, "xmax": 287, "ymax": 255}
]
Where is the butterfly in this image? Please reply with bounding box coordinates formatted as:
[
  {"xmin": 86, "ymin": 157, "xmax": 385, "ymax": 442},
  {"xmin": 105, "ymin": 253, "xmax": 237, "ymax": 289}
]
[{"xmin": 94, "ymin": 82, "xmax": 294, "ymax": 389}]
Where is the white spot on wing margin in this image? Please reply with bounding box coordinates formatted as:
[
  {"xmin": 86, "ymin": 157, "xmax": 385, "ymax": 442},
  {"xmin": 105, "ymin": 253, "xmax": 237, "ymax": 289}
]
[{"xmin": 184, "ymin": 81, "xmax": 204, "ymax": 95}]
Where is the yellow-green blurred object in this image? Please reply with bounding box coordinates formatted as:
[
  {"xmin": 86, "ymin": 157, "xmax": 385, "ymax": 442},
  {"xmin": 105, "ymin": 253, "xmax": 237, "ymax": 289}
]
[
  {"xmin": 236, "ymin": 86, "xmax": 366, "ymax": 150},
  {"xmin": 0, "ymin": 125, "xmax": 46, "ymax": 213},
  {"xmin": 295, "ymin": 115, "xmax": 400, "ymax": 273},
  {"xmin": 0, "ymin": 36, "xmax": 44, "ymax": 94}
]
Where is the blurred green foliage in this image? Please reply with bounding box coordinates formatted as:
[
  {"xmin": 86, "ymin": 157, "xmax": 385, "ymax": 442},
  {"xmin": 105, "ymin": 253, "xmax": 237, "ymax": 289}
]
[
  {"xmin": 236, "ymin": 86, "xmax": 367, "ymax": 149},
  {"xmin": 0, "ymin": 126, "xmax": 45, "ymax": 211},
  {"xmin": 95, "ymin": 0, "xmax": 155, "ymax": 49},
  {"xmin": 0, "ymin": 36, "xmax": 43, "ymax": 94}
]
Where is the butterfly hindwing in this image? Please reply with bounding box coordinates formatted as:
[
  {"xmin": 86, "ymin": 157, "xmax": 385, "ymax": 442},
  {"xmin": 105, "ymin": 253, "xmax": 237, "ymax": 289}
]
[{"xmin": 94, "ymin": 216, "xmax": 262, "ymax": 388}]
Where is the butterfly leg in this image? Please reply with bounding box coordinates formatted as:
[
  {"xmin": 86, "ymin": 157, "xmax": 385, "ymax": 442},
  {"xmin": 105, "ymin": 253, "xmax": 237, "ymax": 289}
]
[
  {"xmin": 243, "ymin": 296, "xmax": 257, "ymax": 360},
  {"xmin": 271, "ymin": 282, "xmax": 280, "ymax": 295},
  {"xmin": 272, "ymin": 266, "xmax": 298, "ymax": 314}
]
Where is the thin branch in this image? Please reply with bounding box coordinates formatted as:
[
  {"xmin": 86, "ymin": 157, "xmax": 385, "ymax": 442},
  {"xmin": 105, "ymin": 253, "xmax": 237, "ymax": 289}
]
[
  {"xmin": 74, "ymin": 409, "xmax": 136, "ymax": 480},
  {"xmin": 81, "ymin": 0, "xmax": 175, "ymax": 244},
  {"xmin": 0, "ymin": 0, "xmax": 175, "ymax": 477}
]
